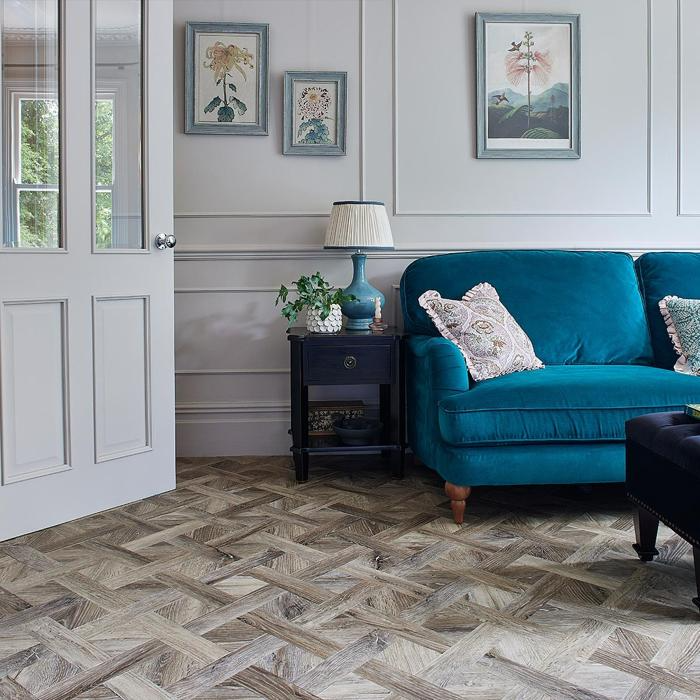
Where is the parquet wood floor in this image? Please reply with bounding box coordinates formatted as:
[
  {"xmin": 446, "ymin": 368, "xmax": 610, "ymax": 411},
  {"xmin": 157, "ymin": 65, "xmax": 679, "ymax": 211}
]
[{"xmin": 1, "ymin": 456, "xmax": 699, "ymax": 699}]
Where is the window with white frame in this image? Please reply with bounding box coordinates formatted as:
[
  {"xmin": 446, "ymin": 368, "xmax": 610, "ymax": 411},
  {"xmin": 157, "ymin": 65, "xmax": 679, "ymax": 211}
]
[
  {"xmin": 0, "ymin": 70, "xmax": 134, "ymax": 249},
  {"xmin": 6, "ymin": 92, "xmax": 60, "ymax": 248},
  {"xmin": 3, "ymin": 88, "xmax": 118, "ymax": 249},
  {"xmin": 95, "ymin": 95, "xmax": 116, "ymax": 249}
]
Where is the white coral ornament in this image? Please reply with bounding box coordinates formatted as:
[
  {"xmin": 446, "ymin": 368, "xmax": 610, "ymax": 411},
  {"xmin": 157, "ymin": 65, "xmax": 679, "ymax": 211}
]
[{"xmin": 306, "ymin": 304, "xmax": 342, "ymax": 333}]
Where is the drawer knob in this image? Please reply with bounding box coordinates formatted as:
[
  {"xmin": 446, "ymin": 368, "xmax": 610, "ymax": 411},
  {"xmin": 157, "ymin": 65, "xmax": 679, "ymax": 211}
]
[{"xmin": 343, "ymin": 355, "xmax": 357, "ymax": 370}]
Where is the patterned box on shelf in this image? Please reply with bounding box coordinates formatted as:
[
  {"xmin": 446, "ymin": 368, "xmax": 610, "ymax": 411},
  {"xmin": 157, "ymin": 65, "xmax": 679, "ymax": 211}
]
[{"xmin": 308, "ymin": 400, "xmax": 365, "ymax": 436}]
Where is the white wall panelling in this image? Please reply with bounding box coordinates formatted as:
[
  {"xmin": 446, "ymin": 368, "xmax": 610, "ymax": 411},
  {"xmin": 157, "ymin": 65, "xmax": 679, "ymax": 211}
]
[
  {"xmin": 174, "ymin": 0, "xmax": 363, "ymax": 219},
  {"xmin": 678, "ymin": 0, "xmax": 700, "ymax": 216},
  {"xmin": 1, "ymin": 300, "xmax": 70, "ymax": 483},
  {"xmin": 393, "ymin": 0, "xmax": 651, "ymax": 217},
  {"xmin": 93, "ymin": 296, "xmax": 151, "ymax": 462},
  {"xmin": 173, "ymin": 0, "xmax": 698, "ymax": 456}
]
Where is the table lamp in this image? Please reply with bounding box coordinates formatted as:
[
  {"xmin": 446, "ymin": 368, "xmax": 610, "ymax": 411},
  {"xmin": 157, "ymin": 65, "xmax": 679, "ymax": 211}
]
[{"xmin": 324, "ymin": 200, "xmax": 394, "ymax": 330}]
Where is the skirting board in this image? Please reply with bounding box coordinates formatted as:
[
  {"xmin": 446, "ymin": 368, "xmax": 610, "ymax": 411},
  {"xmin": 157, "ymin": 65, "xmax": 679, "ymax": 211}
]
[
  {"xmin": 176, "ymin": 417, "xmax": 291, "ymax": 457},
  {"xmin": 176, "ymin": 402, "xmax": 381, "ymax": 457}
]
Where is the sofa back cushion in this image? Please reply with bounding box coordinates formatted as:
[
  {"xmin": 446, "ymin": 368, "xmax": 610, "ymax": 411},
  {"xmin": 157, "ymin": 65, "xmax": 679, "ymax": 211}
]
[
  {"xmin": 401, "ymin": 250, "xmax": 653, "ymax": 365},
  {"xmin": 636, "ymin": 252, "xmax": 700, "ymax": 369}
]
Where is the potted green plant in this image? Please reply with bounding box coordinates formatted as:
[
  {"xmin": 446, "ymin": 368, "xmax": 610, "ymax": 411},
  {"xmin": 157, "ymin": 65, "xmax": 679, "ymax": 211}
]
[{"xmin": 275, "ymin": 272, "xmax": 355, "ymax": 333}]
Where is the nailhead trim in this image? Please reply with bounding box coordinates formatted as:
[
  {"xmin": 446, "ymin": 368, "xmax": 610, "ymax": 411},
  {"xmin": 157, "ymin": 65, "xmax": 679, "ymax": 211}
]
[{"xmin": 627, "ymin": 492, "xmax": 700, "ymax": 548}]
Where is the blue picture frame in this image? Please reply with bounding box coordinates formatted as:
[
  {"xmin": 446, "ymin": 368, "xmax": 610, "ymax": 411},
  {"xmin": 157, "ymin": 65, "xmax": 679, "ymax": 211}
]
[
  {"xmin": 476, "ymin": 13, "xmax": 580, "ymax": 159},
  {"xmin": 185, "ymin": 22, "xmax": 268, "ymax": 135},
  {"xmin": 283, "ymin": 71, "xmax": 347, "ymax": 156}
]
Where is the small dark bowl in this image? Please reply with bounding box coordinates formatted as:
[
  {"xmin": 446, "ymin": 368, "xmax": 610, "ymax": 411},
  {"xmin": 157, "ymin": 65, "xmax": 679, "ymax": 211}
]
[{"xmin": 332, "ymin": 417, "xmax": 382, "ymax": 446}]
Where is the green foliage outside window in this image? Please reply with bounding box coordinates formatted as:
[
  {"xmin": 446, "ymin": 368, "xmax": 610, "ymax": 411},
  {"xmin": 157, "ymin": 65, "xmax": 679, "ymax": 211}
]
[
  {"xmin": 17, "ymin": 97, "xmax": 115, "ymax": 248},
  {"xmin": 19, "ymin": 98, "xmax": 59, "ymax": 247},
  {"xmin": 20, "ymin": 99, "xmax": 59, "ymax": 184},
  {"xmin": 95, "ymin": 98, "xmax": 114, "ymax": 249}
]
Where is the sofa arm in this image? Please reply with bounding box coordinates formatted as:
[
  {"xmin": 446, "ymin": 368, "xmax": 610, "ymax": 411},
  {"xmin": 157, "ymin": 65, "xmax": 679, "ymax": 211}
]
[{"xmin": 406, "ymin": 335, "xmax": 470, "ymax": 401}]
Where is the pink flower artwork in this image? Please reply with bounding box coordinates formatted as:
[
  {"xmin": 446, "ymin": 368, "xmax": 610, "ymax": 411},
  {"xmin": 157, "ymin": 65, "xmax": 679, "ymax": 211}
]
[
  {"xmin": 492, "ymin": 30, "xmax": 561, "ymax": 139},
  {"xmin": 481, "ymin": 14, "xmax": 578, "ymax": 154},
  {"xmin": 504, "ymin": 32, "xmax": 554, "ymax": 116}
]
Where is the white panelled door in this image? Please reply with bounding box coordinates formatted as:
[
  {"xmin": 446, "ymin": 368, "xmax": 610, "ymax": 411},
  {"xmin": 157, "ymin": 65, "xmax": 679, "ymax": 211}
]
[{"xmin": 0, "ymin": 0, "xmax": 175, "ymax": 541}]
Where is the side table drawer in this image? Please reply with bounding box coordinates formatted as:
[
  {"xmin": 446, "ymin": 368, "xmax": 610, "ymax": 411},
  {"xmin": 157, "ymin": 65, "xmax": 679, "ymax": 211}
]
[{"xmin": 304, "ymin": 343, "xmax": 393, "ymax": 385}]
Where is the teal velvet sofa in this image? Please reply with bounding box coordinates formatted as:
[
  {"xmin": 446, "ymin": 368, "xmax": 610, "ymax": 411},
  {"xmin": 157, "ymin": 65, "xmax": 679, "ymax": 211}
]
[{"xmin": 400, "ymin": 250, "xmax": 700, "ymax": 521}]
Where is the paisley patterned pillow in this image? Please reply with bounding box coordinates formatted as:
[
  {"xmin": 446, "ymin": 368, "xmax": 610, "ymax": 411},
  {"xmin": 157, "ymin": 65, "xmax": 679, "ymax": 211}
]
[
  {"xmin": 418, "ymin": 282, "xmax": 544, "ymax": 382},
  {"xmin": 659, "ymin": 296, "xmax": 700, "ymax": 375}
]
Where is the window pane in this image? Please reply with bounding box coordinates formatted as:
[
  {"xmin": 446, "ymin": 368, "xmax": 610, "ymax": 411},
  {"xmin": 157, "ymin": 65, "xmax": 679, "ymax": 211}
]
[
  {"xmin": 96, "ymin": 190, "xmax": 113, "ymax": 248},
  {"xmin": 2, "ymin": 0, "xmax": 61, "ymax": 249},
  {"xmin": 20, "ymin": 99, "xmax": 59, "ymax": 185},
  {"xmin": 95, "ymin": 99, "xmax": 113, "ymax": 187},
  {"xmin": 18, "ymin": 190, "xmax": 59, "ymax": 248},
  {"xmin": 95, "ymin": 0, "xmax": 143, "ymax": 250}
]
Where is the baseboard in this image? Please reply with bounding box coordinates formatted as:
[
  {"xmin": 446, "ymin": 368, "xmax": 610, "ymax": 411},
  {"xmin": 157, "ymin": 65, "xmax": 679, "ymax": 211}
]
[{"xmin": 175, "ymin": 398, "xmax": 381, "ymax": 456}]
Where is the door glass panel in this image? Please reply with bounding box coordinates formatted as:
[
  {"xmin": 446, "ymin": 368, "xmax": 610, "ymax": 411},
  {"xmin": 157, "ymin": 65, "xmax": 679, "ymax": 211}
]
[
  {"xmin": 1, "ymin": 1, "xmax": 61, "ymax": 249},
  {"xmin": 94, "ymin": 0, "xmax": 143, "ymax": 250}
]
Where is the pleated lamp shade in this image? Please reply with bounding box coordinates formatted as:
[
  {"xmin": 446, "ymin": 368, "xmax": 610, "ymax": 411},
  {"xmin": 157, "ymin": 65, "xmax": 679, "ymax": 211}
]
[{"xmin": 324, "ymin": 200, "xmax": 394, "ymax": 250}]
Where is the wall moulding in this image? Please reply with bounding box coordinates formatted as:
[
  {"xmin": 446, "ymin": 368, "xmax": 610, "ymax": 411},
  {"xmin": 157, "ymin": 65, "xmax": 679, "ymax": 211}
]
[
  {"xmin": 391, "ymin": 0, "xmax": 653, "ymax": 218},
  {"xmin": 174, "ymin": 245, "xmax": 700, "ymax": 263},
  {"xmin": 174, "ymin": 212, "xmax": 329, "ymax": 219},
  {"xmin": 175, "ymin": 286, "xmax": 282, "ymax": 294},
  {"xmin": 175, "ymin": 368, "xmax": 289, "ymax": 376},
  {"xmin": 176, "ymin": 401, "xmax": 290, "ymax": 416},
  {"xmin": 677, "ymin": 0, "xmax": 700, "ymax": 217},
  {"xmin": 174, "ymin": 246, "xmax": 413, "ymax": 261}
]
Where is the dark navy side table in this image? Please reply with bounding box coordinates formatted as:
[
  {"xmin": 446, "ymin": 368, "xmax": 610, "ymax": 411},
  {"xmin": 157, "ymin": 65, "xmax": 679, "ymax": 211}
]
[{"xmin": 287, "ymin": 327, "xmax": 408, "ymax": 482}]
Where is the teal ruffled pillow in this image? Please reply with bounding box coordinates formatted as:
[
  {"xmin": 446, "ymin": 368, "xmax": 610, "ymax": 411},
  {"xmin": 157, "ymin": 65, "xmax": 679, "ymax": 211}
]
[{"xmin": 659, "ymin": 296, "xmax": 700, "ymax": 375}]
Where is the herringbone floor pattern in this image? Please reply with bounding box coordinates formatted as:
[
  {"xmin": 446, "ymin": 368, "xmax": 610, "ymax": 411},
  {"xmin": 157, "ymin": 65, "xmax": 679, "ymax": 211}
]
[{"xmin": 1, "ymin": 456, "xmax": 699, "ymax": 699}]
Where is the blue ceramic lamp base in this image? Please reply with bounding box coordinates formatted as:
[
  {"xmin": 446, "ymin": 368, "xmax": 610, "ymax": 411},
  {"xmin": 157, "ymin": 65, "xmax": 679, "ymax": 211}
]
[{"xmin": 341, "ymin": 252, "xmax": 384, "ymax": 330}]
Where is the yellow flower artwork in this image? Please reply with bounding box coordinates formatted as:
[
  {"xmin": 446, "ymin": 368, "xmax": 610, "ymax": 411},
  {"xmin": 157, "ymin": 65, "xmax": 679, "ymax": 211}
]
[
  {"xmin": 186, "ymin": 23, "xmax": 268, "ymax": 134},
  {"xmin": 202, "ymin": 40, "xmax": 254, "ymax": 122}
]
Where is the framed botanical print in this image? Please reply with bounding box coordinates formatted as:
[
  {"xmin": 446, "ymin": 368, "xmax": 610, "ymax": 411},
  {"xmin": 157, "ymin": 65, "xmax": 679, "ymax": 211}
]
[
  {"xmin": 185, "ymin": 22, "xmax": 268, "ymax": 135},
  {"xmin": 476, "ymin": 13, "xmax": 580, "ymax": 159},
  {"xmin": 283, "ymin": 71, "xmax": 347, "ymax": 156}
]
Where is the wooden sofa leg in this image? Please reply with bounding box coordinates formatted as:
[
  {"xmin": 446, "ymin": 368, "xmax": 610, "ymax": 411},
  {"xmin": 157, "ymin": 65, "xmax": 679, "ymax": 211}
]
[{"xmin": 445, "ymin": 482, "xmax": 471, "ymax": 524}]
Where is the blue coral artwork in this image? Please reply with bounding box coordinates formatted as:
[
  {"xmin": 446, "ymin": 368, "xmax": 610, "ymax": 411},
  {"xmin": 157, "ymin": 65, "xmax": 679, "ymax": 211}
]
[
  {"xmin": 296, "ymin": 85, "xmax": 334, "ymax": 144},
  {"xmin": 283, "ymin": 71, "xmax": 347, "ymax": 156}
]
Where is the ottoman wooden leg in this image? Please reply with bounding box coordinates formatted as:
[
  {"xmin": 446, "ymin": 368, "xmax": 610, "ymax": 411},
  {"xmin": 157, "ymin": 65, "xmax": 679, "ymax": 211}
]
[
  {"xmin": 694, "ymin": 548, "xmax": 700, "ymax": 613},
  {"xmin": 633, "ymin": 507, "xmax": 659, "ymax": 562}
]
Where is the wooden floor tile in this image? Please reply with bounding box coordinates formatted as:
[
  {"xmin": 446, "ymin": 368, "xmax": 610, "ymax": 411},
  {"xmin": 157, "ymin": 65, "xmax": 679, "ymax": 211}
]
[{"xmin": 0, "ymin": 457, "xmax": 698, "ymax": 699}]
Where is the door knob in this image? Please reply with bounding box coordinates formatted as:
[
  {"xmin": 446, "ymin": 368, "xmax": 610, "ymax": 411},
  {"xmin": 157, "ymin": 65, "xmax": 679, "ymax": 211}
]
[{"xmin": 155, "ymin": 233, "xmax": 176, "ymax": 250}]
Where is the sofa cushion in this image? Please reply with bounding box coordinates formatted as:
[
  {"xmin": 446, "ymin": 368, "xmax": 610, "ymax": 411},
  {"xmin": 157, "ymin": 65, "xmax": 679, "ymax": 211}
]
[
  {"xmin": 437, "ymin": 365, "xmax": 700, "ymax": 447},
  {"xmin": 659, "ymin": 296, "xmax": 700, "ymax": 375},
  {"xmin": 418, "ymin": 284, "xmax": 544, "ymax": 381},
  {"xmin": 635, "ymin": 252, "xmax": 700, "ymax": 369},
  {"xmin": 401, "ymin": 250, "xmax": 653, "ymax": 365}
]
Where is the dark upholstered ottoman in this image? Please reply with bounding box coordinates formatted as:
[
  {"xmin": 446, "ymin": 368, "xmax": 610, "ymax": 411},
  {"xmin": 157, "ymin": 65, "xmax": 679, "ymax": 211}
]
[{"xmin": 626, "ymin": 412, "xmax": 700, "ymax": 611}]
